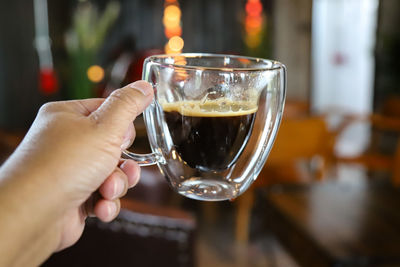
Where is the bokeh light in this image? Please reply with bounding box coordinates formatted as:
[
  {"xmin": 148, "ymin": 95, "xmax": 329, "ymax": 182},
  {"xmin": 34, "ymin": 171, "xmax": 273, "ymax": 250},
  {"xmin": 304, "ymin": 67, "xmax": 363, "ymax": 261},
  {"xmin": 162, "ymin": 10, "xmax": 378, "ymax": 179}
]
[
  {"xmin": 168, "ymin": 36, "xmax": 184, "ymax": 51},
  {"xmin": 87, "ymin": 65, "xmax": 104, "ymax": 83},
  {"xmin": 164, "ymin": 5, "xmax": 181, "ymax": 20},
  {"xmin": 163, "ymin": 0, "xmax": 183, "ymax": 54},
  {"xmin": 246, "ymin": 1, "xmax": 263, "ymax": 17},
  {"xmin": 165, "ymin": 26, "xmax": 182, "ymax": 39},
  {"xmin": 244, "ymin": 0, "xmax": 264, "ymax": 49}
]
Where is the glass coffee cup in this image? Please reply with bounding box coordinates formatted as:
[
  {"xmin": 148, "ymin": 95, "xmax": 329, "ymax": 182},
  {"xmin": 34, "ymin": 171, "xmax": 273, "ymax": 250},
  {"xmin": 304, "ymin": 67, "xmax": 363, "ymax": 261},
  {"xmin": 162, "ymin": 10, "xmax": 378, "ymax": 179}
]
[{"xmin": 124, "ymin": 53, "xmax": 286, "ymax": 201}]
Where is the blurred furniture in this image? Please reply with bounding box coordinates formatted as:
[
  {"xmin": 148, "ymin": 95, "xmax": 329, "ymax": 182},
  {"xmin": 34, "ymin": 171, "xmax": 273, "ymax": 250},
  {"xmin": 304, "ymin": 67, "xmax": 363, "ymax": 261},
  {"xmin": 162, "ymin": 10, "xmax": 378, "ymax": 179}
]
[
  {"xmin": 331, "ymin": 96, "xmax": 400, "ymax": 186},
  {"xmin": 263, "ymin": 181, "xmax": 400, "ymax": 267},
  {"xmin": 283, "ymin": 100, "xmax": 310, "ymax": 118},
  {"xmin": 125, "ymin": 163, "xmax": 174, "ymax": 206},
  {"xmin": 259, "ymin": 115, "xmax": 336, "ymax": 183},
  {"xmin": 42, "ymin": 198, "xmax": 196, "ymax": 267},
  {"xmin": 379, "ymin": 96, "xmax": 400, "ymax": 118},
  {"xmin": 235, "ymin": 115, "xmax": 338, "ymax": 243},
  {"xmin": 336, "ymin": 113, "xmax": 400, "ymax": 186}
]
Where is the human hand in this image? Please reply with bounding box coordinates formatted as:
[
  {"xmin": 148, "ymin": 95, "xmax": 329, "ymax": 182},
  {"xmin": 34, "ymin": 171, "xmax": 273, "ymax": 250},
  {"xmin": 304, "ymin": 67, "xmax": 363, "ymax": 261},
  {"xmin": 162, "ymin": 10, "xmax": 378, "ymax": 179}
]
[{"xmin": 0, "ymin": 80, "xmax": 153, "ymax": 266}]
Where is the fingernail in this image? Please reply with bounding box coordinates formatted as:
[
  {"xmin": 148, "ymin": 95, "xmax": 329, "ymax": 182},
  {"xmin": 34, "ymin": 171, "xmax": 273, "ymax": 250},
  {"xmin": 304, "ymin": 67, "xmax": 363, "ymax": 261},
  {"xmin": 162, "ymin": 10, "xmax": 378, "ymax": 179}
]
[
  {"xmin": 128, "ymin": 80, "xmax": 152, "ymax": 96},
  {"xmin": 108, "ymin": 201, "xmax": 118, "ymax": 219},
  {"xmin": 113, "ymin": 177, "xmax": 125, "ymax": 199},
  {"xmin": 121, "ymin": 160, "xmax": 140, "ymax": 188}
]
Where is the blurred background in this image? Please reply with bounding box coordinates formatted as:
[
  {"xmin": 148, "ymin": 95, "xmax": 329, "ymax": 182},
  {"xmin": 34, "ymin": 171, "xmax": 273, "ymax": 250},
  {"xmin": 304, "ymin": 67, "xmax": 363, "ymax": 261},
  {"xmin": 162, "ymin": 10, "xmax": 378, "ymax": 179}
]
[{"xmin": 1, "ymin": 0, "xmax": 400, "ymax": 266}]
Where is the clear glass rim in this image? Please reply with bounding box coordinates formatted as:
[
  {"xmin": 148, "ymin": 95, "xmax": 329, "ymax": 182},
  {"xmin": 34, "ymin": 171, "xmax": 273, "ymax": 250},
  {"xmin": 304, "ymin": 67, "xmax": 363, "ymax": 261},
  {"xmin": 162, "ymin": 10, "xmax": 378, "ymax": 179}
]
[{"xmin": 145, "ymin": 53, "xmax": 285, "ymax": 71}]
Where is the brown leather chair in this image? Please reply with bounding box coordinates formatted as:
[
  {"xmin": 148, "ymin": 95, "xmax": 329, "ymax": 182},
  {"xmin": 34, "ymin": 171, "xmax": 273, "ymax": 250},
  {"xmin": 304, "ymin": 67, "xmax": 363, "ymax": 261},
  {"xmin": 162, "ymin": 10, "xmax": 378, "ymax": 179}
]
[{"xmin": 42, "ymin": 198, "xmax": 196, "ymax": 267}]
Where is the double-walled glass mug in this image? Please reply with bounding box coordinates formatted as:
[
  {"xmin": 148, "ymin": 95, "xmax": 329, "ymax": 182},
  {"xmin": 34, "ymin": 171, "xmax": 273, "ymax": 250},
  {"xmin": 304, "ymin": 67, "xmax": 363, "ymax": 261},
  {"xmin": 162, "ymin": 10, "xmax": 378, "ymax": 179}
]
[{"xmin": 124, "ymin": 54, "xmax": 286, "ymax": 201}]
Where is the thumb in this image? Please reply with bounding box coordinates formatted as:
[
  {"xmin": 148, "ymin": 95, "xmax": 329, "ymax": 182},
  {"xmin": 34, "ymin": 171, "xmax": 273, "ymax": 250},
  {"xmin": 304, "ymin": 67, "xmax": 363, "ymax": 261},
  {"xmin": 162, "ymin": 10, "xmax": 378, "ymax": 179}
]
[{"xmin": 90, "ymin": 80, "xmax": 154, "ymax": 133}]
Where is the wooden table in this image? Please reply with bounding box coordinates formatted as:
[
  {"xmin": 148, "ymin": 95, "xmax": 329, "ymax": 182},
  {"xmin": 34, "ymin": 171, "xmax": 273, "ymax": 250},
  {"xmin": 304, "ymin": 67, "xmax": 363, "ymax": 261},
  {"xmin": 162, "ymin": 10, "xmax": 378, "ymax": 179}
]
[{"xmin": 264, "ymin": 181, "xmax": 400, "ymax": 267}]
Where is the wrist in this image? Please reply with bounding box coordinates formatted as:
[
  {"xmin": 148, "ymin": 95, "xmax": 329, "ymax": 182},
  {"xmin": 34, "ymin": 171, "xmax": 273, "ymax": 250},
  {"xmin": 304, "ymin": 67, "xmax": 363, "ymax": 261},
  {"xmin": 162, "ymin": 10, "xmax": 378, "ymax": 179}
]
[{"xmin": 0, "ymin": 155, "xmax": 66, "ymax": 266}]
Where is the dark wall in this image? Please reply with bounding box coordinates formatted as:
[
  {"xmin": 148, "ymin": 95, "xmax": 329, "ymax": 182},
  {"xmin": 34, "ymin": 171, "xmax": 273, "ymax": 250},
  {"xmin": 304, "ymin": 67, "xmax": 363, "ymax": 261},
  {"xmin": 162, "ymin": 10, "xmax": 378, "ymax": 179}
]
[
  {"xmin": 0, "ymin": 0, "xmax": 44, "ymax": 129},
  {"xmin": 374, "ymin": 0, "xmax": 400, "ymax": 110},
  {"xmin": 100, "ymin": 0, "xmax": 165, "ymax": 57},
  {"xmin": 0, "ymin": 0, "xmax": 258, "ymax": 129},
  {"xmin": 101, "ymin": 0, "xmax": 245, "ymax": 58},
  {"xmin": 0, "ymin": 41, "xmax": 6, "ymax": 125},
  {"xmin": 181, "ymin": 0, "xmax": 244, "ymax": 54}
]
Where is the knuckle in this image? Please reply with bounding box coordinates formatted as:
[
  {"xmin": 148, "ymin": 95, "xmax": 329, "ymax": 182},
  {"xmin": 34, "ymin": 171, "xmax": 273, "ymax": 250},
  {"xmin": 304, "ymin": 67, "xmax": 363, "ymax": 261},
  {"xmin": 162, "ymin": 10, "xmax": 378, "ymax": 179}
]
[
  {"xmin": 38, "ymin": 101, "xmax": 59, "ymax": 114},
  {"xmin": 88, "ymin": 110, "xmax": 102, "ymax": 126},
  {"xmin": 109, "ymin": 89, "xmax": 140, "ymax": 116}
]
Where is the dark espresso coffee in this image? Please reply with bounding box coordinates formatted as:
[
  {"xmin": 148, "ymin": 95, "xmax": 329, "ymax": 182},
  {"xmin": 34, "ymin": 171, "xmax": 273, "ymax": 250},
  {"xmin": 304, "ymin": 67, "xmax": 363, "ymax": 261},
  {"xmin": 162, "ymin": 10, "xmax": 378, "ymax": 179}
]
[{"xmin": 162, "ymin": 100, "xmax": 257, "ymax": 171}]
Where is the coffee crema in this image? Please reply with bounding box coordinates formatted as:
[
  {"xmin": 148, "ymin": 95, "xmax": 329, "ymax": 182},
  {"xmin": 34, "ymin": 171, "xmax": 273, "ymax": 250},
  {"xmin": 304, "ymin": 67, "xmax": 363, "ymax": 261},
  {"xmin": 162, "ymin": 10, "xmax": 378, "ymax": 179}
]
[{"xmin": 162, "ymin": 100, "xmax": 257, "ymax": 171}]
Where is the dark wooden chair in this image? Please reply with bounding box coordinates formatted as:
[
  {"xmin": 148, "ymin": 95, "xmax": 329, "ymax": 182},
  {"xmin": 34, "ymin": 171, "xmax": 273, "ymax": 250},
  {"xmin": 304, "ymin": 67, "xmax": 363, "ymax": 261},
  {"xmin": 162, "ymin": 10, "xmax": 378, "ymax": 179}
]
[
  {"xmin": 235, "ymin": 115, "xmax": 338, "ymax": 243},
  {"xmin": 336, "ymin": 113, "xmax": 400, "ymax": 186}
]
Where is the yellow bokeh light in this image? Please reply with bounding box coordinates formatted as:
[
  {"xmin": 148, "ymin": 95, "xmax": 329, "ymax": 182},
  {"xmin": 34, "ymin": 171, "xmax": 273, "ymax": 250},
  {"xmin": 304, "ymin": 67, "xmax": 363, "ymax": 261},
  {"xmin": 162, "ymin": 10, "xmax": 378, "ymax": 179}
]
[
  {"xmin": 163, "ymin": 16, "xmax": 180, "ymax": 28},
  {"xmin": 87, "ymin": 65, "xmax": 104, "ymax": 83},
  {"xmin": 164, "ymin": 43, "xmax": 173, "ymax": 54},
  {"xmin": 163, "ymin": 1, "xmax": 183, "ymax": 54},
  {"xmin": 168, "ymin": 36, "xmax": 184, "ymax": 52},
  {"xmin": 165, "ymin": 42, "xmax": 181, "ymax": 54},
  {"xmin": 163, "ymin": 5, "xmax": 181, "ymax": 28},
  {"xmin": 164, "ymin": 5, "xmax": 181, "ymax": 19},
  {"xmin": 174, "ymin": 55, "xmax": 187, "ymax": 65}
]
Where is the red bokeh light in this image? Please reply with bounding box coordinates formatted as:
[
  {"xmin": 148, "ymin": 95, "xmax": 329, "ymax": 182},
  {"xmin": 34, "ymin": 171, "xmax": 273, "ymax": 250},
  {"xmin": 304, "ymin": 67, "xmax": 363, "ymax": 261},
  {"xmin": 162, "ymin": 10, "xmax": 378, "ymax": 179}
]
[
  {"xmin": 246, "ymin": 1, "xmax": 263, "ymax": 17},
  {"xmin": 39, "ymin": 68, "xmax": 58, "ymax": 95}
]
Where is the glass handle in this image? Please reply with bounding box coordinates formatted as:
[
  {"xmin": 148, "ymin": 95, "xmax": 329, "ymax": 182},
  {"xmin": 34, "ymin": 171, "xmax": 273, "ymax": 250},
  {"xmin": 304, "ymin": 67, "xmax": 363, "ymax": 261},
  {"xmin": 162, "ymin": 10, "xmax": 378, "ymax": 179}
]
[
  {"xmin": 122, "ymin": 150, "xmax": 160, "ymax": 166},
  {"xmin": 122, "ymin": 77, "xmax": 160, "ymax": 166}
]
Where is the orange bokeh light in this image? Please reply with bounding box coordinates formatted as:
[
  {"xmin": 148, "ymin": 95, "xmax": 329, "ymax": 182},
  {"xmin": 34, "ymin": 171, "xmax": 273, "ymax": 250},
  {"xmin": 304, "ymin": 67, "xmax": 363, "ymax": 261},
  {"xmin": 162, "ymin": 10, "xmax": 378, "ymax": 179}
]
[
  {"xmin": 164, "ymin": 5, "xmax": 181, "ymax": 18},
  {"xmin": 245, "ymin": 16, "xmax": 262, "ymax": 30},
  {"xmin": 164, "ymin": 43, "xmax": 173, "ymax": 54},
  {"xmin": 165, "ymin": 26, "xmax": 182, "ymax": 39},
  {"xmin": 245, "ymin": 25, "xmax": 262, "ymax": 36},
  {"xmin": 87, "ymin": 65, "xmax": 104, "ymax": 83},
  {"xmin": 163, "ymin": 5, "xmax": 181, "ymax": 29},
  {"xmin": 163, "ymin": 5, "xmax": 181, "ymax": 25},
  {"xmin": 163, "ymin": 16, "xmax": 180, "ymax": 28},
  {"xmin": 163, "ymin": 0, "xmax": 183, "ymax": 54},
  {"xmin": 168, "ymin": 36, "xmax": 184, "ymax": 51},
  {"xmin": 244, "ymin": 0, "xmax": 264, "ymax": 49}
]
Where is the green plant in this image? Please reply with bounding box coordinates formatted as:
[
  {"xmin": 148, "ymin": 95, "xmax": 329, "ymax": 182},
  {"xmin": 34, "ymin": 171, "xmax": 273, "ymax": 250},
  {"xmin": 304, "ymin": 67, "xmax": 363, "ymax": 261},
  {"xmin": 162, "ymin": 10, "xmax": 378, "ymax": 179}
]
[{"xmin": 65, "ymin": 1, "xmax": 120, "ymax": 99}]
